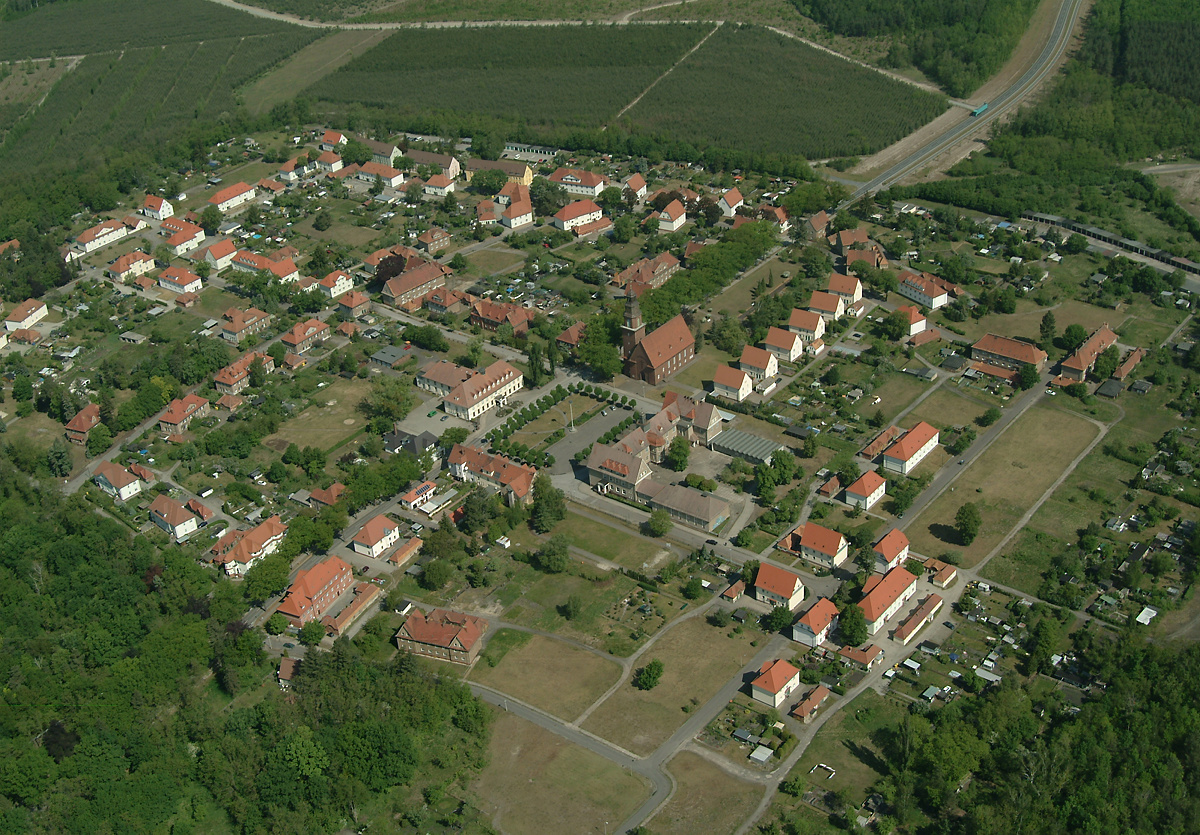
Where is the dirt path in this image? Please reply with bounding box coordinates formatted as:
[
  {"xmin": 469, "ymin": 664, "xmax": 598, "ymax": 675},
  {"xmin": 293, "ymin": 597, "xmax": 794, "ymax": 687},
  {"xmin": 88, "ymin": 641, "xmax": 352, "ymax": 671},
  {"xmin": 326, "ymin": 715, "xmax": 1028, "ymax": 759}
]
[
  {"xmin": 850, "ymin": 0, "xmax": 1091, "ymax": 181},
  {"xmin": 610, "ymin": 22, "xmax": 721, "ymax": 124}
]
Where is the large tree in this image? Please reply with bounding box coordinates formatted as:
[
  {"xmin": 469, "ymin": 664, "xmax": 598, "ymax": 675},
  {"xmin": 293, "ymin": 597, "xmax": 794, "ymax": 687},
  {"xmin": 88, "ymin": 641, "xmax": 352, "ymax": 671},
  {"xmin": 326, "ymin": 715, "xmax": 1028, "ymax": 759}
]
[
  {"xmin": 839, "ymin": 603, "xmax": 869, "ymax": 646},
  {"xmin": 955, "ymin": 502, "xmax": 982, "ymax": 545},
  {"xmin": 664, "ymin": 436, "xmax": 690, "ymax": 471},
  {"xmin": 529, "ymin": 473, "xmax": 566, "ymax": 533}
]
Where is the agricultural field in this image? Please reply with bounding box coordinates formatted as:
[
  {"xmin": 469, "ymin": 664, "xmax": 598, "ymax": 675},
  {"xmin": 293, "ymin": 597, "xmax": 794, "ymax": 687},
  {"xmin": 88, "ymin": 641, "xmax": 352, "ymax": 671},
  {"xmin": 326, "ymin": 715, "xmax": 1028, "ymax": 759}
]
[
  {"xmin": 305, "ymin": 24, "xmax": 712, "ymax": 129},
  {"xmin": 0, "ymin": 31, "xmax": 318, "ymax": 174},
  {"xmin": 905, "ymin": 405, "xmax": 1101, "ymax": 566},
  {"xmin": 469, "ymin": 712, "xmax": 650, "ymax": 835},
  {"xmin": 649, "ymin": 752, "xmax": 762, "ymax": 835},
  {"xmin": 624, "ymin": 25, "xmax": 947, "ymax": 158},
  {"xmin": 581, "ymin": 617, "xmax": 760, "ymax": 756},
  {"xmin": 356, "ymin": 0, "xmax": 652, "ymax": 22},
  {"xmin": 468, "ymin": 632, "xmax": 623, "ymax": 721},
  {"xmin": 0, "ymin": 0, "xmax": 306, "ymax": 61}
]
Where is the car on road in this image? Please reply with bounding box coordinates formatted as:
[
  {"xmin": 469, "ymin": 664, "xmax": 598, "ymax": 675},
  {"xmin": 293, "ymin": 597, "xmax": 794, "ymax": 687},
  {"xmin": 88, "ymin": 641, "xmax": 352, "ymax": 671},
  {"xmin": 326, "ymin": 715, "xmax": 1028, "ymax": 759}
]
[
  {"xmin": 943, "ymin": 621, "xmax": 955, "ymax": 630},
  {"xmin": 706, "ymin": 539, "xmax": 718, "ymax": 546},
  {"xmin": 283, "ymin": 643, "xmax": 295, "ymax": 649},
  {"xmin": 440, "ymin": 415, "xmax": 448, "ymax": 421},
  {"xmin": 959, "ymin": 459, "xmax": 965, "ymax": 465},
  {"xmin": 427, "ymin": 410, "xmax": 437, "ymax": 417}
]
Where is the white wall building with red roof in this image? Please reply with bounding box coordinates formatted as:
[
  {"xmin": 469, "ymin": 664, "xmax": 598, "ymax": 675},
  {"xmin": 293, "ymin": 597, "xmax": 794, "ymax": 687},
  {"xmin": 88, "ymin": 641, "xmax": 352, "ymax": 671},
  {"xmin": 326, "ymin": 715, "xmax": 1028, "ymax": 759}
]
[
  {"xmin": 844, "ymin": 470, "xmax": 887, "ymax": 510},
  {"xmin": 859, "ymin": 566, "xmax": 918, "ymax": 634},
  {"xmin": 552, "ymin": 199, "xmax": 603, "ymax": 232},
  {"xmin": 141, "ymin": 195, "xmax": 174, "ymax": 221},
  {"xmin": 209, "ymin": 182, "xmax": 257, "ymax": 213},
  {"xmin": 5, "ymin": 299, "xmax": 48, "ymax": 332},
  {"xmin": 351, "ymin": 515, "xmax": 402, "ymax": 558},
  {"xmin": 873, "ymin": 528, "xmax": 910, "ymax": 574},
  {"xmin": 751, "ymin": 659, "xmax": 801, "ymax": 708},
  {"xmin": 880, "ymin": 421, "xmax": 940, "ymax": 475},
  {"xmin": 798, "ymin": 522, "xmax": 849, "ymax": 569},
  {"xmin": 754, "ymin": 563, "xmax": 806, "ymax": 610},
  {"xmin": 792, "ymin": 597, "xmax": 840, "ymax": 647}
]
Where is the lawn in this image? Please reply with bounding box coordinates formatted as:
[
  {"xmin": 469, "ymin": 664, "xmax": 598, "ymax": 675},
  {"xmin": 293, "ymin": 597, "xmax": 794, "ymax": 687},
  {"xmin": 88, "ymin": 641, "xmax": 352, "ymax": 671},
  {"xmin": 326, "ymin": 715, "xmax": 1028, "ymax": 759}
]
[
  {"xmin": 507, "ymin": 393, "xmax": 602, "ymax": 449},
  {"xmin": 849, "ymin": 372, "xmax": 930, "ymax": 425},
  {"xmin": 780, "ymin": 689, "xmax": 909, "ymax": 811},
  {"xmin": 1116, "ymin": 315, "xmax": 1178, "ymax": 350},
  {"xmin": 469, "ymin": 632, "xmax": 622, "ymax": 722},
  {"xmin": 468, "ymin": 711, "xmax": 650, "ymax": 835},
  {"xmin": 552, "ymin": 511, "xmax": 673, "ymax": 571},
  {"xmin": 466, "ymin": 247, "xmax": 525, "ymax": 276},
  {"xmin": 262, "ymin": 375, "xmax": 373, "ymax": 452},
  {"xmin": 581, "ymin": 618, "xmax": 760, "ymax": 756},
  {"xmin": 5, "ymin": 410, "xmax": 86, "ymax": 471},
  {"xmin": 904, "ymin": 387, "xmax": 993, "ymax": 431},
  {"xmin": 904, "ymin": 405, "xmax": 1101, "ymax": 566},
  {"xmin": 934, "ymin": 299, "xmax": 1120, "ymax": 345},
  {"xmin": 189, "ymin": 286, "xmax": 246, "ymax": 322},
  {"xmin": 1025, "ymin": 446, "xmax": 1139, "ymax": 539},
  {"xmin": 713, "ymin": 258, "xmax": 789, "ymax": 318},
  {"xmin": 670, "ymin": 343, "xmax": 734, "ymax": 393},
  {"xmin": 648, "ymin": 751, "xmax": 762, "ymax": 835},
  {"xmin": 243, "ymin": 29, "xmax": 392, "ymax": 115}
]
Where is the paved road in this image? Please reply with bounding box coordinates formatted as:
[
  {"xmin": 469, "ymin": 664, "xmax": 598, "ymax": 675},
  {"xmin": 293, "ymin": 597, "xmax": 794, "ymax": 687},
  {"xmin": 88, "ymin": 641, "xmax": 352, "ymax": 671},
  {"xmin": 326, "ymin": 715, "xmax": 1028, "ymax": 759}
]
[{"xmin": 840, "ymin": 0, "xmax": 1086, "ymax": 205}]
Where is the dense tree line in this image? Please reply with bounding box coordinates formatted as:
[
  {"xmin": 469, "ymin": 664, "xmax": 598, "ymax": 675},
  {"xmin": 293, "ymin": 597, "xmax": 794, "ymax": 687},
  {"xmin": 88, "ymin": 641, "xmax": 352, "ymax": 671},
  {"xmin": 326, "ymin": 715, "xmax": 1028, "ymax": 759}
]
[
  {"xmin": 0, "ymin": 445, "xmax": 487, "ymax": 832},
  {"xmin": 795, "ymin": 0, "xmax": 1038, "ymax": 96}
]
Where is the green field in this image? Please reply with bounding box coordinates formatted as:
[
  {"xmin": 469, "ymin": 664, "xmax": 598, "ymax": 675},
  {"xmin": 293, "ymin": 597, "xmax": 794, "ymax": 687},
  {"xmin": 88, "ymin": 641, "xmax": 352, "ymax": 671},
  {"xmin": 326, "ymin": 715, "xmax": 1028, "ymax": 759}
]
[
  {"xmin": 305, "ymin": 24, "xmax": 712, "ymax": 128},
  {"xmin": 624, "ymin": 25, "xmax": 947, "ymax": 158},
  {"xmin": 0, "ymin": 35, "xmax": 318, "ymax": 173},
  {"xmin": 243, "ymin": 29, "xmax": 392, "ymax": 115}
]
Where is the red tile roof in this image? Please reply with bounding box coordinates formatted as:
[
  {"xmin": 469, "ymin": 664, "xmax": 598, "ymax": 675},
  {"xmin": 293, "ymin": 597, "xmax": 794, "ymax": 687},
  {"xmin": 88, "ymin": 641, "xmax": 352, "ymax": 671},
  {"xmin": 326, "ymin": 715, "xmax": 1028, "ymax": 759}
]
[
  {"xmin": 873, "ymin": 528, "xmax": 909, "ymax": 561},
  {"xmin": 310, "ymin": 482, "xmax": 346, "ymax": 506},
  {"xmin": 858, "ymin": 566, "xmax": 917, "ymax": 623},
  {"xmin": 845, "ymin": 470, "xmax": 886, "ymax": 498},
  {"xmin": 399, "ymin": 608, "xmax": 486, "ymax": 651},
  {"xmin": 65, "ymin": 403, "xmax": 101, "ymax": 434},
  {"xmin": 883, "ymin": 421, "xmax": 939, "ymax": 464},
  {"xmin": 713, "ymin": 364, "xmax": 749, "ymax": 389},
  {"xmin": 739, "ymin": 344, "xmax": 774, "ymax": 371},
  {"xmin": 353, "ymin": 515, "xmax": 398, "ymax": 548},
  {"xmin": 1062, "ymin": 324, "xmax": 1118, "ymax": 373},
  {"xmin": 972, "ymin": 333, "xmax": 1047, "ymax": 366},
  {"xmin": 798, "ymin": 597, "xmax": 839, "ymax": 634},
  {"xmin": 827, "ymin": 273, "xmax": 859, "ymax": 296},
  {"xmin": 150, "ymin": 494, "xmax": 195, "ymax": 528},
  {"xmin": 6, "ymin": 299, "xmax": 45, "ymax": 323},
  {"xmin": 800, "ymin": 522, "xmax": 845, "ymax": 558},
  {"xmin": 555, "ymin": 199, "xmax": 602, "ymax": 222},
  {"xmin": 94, "ymin": 460, "xmax": 139, "ymax": 490},
  {"xmin": 755, "ymin": 563, "xmax": 802, "ymax": 599},
  {"xmin": 753, "ymin": 659, "xmax": 799, "ymax": 695},
  {"xmin": 549, "ymin": 167, "xmax": 606, "ymax": 188},
  {"xmin": 787, "ymin": 309, "xmax": 823, "ymax": 332},
  {"xmin": 209, "ymin": 182, "xmax": 255, "ymax": 206},
  {"xmin": 633, "ymin": 314, "xmax": 694, "ymax": 371}
]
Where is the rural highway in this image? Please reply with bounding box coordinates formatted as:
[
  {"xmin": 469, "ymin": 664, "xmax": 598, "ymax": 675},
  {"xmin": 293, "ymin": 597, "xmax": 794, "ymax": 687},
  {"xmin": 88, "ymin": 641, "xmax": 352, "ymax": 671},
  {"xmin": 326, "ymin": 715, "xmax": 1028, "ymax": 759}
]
[{"xmin": 840, "ymin": 0, "xmax": 1086, "ymax": 206}]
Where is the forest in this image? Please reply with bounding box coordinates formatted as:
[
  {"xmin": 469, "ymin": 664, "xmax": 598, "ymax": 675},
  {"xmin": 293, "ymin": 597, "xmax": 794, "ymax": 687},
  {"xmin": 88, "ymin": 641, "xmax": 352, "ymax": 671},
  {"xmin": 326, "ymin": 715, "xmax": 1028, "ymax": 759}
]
[
  {"xmin": 882, "ymin": 0, "xmax": 1200, "ymax": 260},
  {"xmin": 794, "ymin": 0, "xmax": 1039, "ymax": 97},
  {"xmin": 623, "ymin": 25, "xmax": 947, "ymax": 159},
  {"xmin": 0, "ymin": 452, "xmax": 490, "ymax": 833}
]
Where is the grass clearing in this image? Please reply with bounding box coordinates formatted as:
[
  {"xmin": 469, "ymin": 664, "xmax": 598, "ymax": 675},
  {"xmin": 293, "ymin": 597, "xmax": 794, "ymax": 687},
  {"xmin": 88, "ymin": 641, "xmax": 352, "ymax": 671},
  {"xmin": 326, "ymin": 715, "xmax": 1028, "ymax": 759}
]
[
  {"xmin": 979, "ymin": 528, "xmax": 1066, "ymax": 594},
  {"xmin": 554, "ymin": 510, "xmax": 672, "ymax": 570},
  {"xmin": 713, "ymin": 258, "xmax": 788, "ymax": 318},
  {"xmin": 850, "ymin": 373, "xmax": 930, "ymax": 425},
  {"xmin": 466, "ymin": 247, "xmax": 525, "ymax": 275},
  {"xmin": 243, "ymin": 29, "xmax": 391, "ymax": 115},
  {"xmin": 649, "ymin": 751, "xmax": 761, "ymax": 835},
  {"xmin": 668, "ymin": 343, "xmax": 733, "ymax": 393},
  {"xmin": 903, "ymin": 387, "xmax": 992, "ymax": 431},
  {"xmin": 582, "ymin": 618, "xmax": 759, "ymax": 755},
  {"xmin": 469, "ymin": 710, "xmax": 650, "ymax": 835},
  {"xmin": 263, "ymin": 375, "xmax": 372, "ymax": 452},
  {"xmin": 934, "ymin": 299, "xmax": 1120, "ymax": 345},
  {"xmin": 469, "ymin": 633, "xmax": 622, "ymax": 721},
  {"xmin": 905, "ymin": 405, "xmax": 1100, "ymax": 566},
  {"xmin": 779, "ymin": 689, "xmax": 908, "ymax": 811}
]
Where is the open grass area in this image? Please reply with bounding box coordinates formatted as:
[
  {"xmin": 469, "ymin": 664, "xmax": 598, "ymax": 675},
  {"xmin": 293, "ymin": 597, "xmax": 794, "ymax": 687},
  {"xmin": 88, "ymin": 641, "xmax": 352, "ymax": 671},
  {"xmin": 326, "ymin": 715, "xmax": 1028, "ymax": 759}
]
[
  {"xmin": 933, "ymin": 299, "xmax": 1123, "ymax": 346},
  {"xmin": 1025, "ymin": 445, "xmax": 1139, "ymax": 539},
  {"xmin": 553, "ymin": 510, "xmax": 673, "ymax": 571},
  {"xmin": 1116, "ymin": 315, "xmax": 1178, "ymax": 350},
  {"xmin": 649, "ymin": 751, "xmax": 762, "ymax": 835},
  {"xmin": 582, "ymin": 617, "xmax": 759, "ymax": 755},
  {"xmin": 625, "ymin": 25, "xmax": 946, "ymax": 159},
  {"xmin": 263, "ymin": 375, "xmax": 372, "ymax": 452},
  {"xmin": 307, "ymin": 24, "xmax": 710, "ymax": 130},
  {"xmin": 469, "ymin": 633, "xmax": 623, "ymax": 721},
  {"xmin": 243, "ymin": 29, "xmax": 391, "ymax": 115},
  {"xmin": 713, "ymin": 258, "xmax": 788, "ymax": 318},
  {"xmin": 507, "ymin": 393, "xmax": 602, "ymax": 449},
  {"xmin": 905, "ymin": 405, "xmax": 1101, "ymax": 566},
  {"xmin": 465, "ymin": 247, "xmax": 526, "ymax": 275},
  {"xmin": 850, "ymin": 372, "xmax": 930, "ymax": 425},
  {"xmin": 778, "ymin": 689, "xmax": 908, "ymax": 812},
  {"xmin": 469, "ymin": 711, "xmax": 651, "ymax": 835},
  {"xmin": 668, "ymin": 344, "xmax": 732, "ymax": 393},
  {"xmin": 979, "ymin": 528, "xmax": 1067, "ymax": 595},
  {"xmin": 904, "ymin": 387, "xmax": 992, "ymax": 431}
]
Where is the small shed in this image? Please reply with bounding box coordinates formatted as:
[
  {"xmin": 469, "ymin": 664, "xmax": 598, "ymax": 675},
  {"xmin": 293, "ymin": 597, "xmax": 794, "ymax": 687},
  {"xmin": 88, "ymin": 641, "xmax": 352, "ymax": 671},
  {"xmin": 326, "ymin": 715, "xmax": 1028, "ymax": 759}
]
[{"xmin": 749, "ymin": 745, "xmax": 773, "ymax": 764}]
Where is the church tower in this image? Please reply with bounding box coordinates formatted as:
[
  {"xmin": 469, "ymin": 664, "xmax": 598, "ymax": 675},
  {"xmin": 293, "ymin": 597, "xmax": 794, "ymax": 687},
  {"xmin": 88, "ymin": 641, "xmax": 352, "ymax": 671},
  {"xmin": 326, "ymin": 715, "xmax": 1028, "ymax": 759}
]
[{"xmin": 622, "ymin": 293, "xmax": 645, "ymax": 359}]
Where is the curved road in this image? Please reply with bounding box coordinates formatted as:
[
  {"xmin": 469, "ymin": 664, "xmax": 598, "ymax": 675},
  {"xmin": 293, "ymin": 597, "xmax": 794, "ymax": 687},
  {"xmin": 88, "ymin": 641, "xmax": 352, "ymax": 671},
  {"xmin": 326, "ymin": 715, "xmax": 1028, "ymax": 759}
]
[{"xmin": 841, "ymin": 0, "xmax": 1086, "ymax": 206}]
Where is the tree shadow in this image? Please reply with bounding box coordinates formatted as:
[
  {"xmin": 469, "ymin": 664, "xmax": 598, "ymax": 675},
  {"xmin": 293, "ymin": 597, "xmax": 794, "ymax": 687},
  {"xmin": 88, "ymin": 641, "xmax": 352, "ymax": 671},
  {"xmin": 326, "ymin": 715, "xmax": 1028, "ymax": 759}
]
[
  {"xmin": 843, "ymin": 739, "xmax": 889, "ymax": 776},
  {"xmin": 927, "ymin": 523, "xmax": 962, "ymax": 546}
]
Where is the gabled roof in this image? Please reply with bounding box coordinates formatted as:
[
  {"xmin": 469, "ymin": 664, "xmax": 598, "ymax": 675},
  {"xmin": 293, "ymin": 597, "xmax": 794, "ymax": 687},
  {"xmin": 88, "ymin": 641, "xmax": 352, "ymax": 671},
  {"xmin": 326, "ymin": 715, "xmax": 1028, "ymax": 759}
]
[
  {"xmin": 277, "ymin": 556, "xmax": 351, "ymax": 620},
  {"xmin": 740, "ymin": 345, "xmax": 774, "ymax": 371},
  {"xmin": 873, "ymin": 528, "xmax": 909, "ymax": 560},
  {"xmin": 755, "ymin": 563, "xmax": 802, "ymax": 598},
  {"xmin": 632, "ymin": 314, "xmax": 694, "ymax": 370},
  {"xmin": 798, "ymin": 598, "xmax": 839, "ymax": 634},
  {"xmin": 882, "ymin": 421, "xmax": 939, "ymax": 463},
  {"xmin": 556, "ymin": 320, "xmax": 586, "ymax": 346},
  {"xmin": 340, "ymin": 290, "xmax": 370, "ymax": 309},
  {"xmin": 448, "ymin": 444, "xmax": 537, "ymax": 499},
  {"xmin": 659, "ymin": 199, "xmax": 685, "ymax": 221},
  {"xmin": 426, "ymin": 173, "xmax": 453, "ymax": 188},
  {"xmin": 94, "ymin": 460, "xmax": 139, "ymax": 490},
  {"xmin": 209, "ymin": 182, "xmax": 255, "ymax": 206},
  {"xmin": 753, "ymin": 659, "xmax": 799, "ymax": 694},
  {"xmin": 6, "ymin": 299, "xmax": 45, "ymax": 322},
  {"xmin": 808, "ymin": 291, "xmax": 843, "ymax": 314},
  {"xmin": 159, "ymin": 266, "xmax": 201, "ymax": 288},
  {"xmin": 555, "ymin": 199, "xmax": 602, "ymax": 222},
  {"xmin": 800, "ymin": 522, "xmax": 846, "ymax": 558},
  {"xmin": 721, "ymin": 187, "xmax": 743, "ymax": 207},
  {"xmin": 713, "ymin": 364, "xmax": 750, "ymax": 389},
  {"xmin": 549, "ymin": 167, "xmax": 606, "ymax": 188},
  {"xmin": 972, "ymin": 333, "xmax": 1047, "ymax": 366},
  {"xmin": 763, "ymin": 326, "xmax": 801, "ymax": 351},
  {"xmin": 626, "ymin": 173, "xmax": 646, "ymax": 192},
  {"xmin": 846, "ymin": 470, "xmax": 886, "ymax": 497},
  {"xmin": 150, "ymin": 494, "xmax": 194, "ymax": 528},
  {"xmin": 206, "ymin": 238, "xmax": 237, "ymax": 260},
  {"xmin": 1062, "ymin": 324, "xmax": 1118, "ymax": 373},
  {"xmin": 281, "ymin": 318, "xmax": 329, "ymax": 346},
  {"xmin": 310, "ymin": 482, "xmax": 346, "ymax": 506},
  {"xmin": 787, "ymin": 308, "xmax": 823, "ymax": 331},
  {"xmin": 111, "ymin": 251, "xmax": 153, "ymax": 273},
  {"xmin": 858, "ymin": 567, "xmax": 917, "ymax": 623},
  {"xmin": 827, "ymin": 273, "xmax": 860, "ymax": 296},
  {"xmin": 896, "ymin": 304, "xmax": 925, "ymax": 325},
  {"xmin": 65, "ymin": 403, "xmax": 101, "ymax": 433}
]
